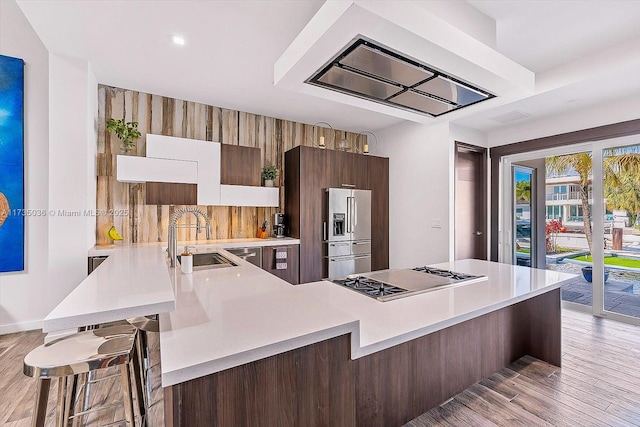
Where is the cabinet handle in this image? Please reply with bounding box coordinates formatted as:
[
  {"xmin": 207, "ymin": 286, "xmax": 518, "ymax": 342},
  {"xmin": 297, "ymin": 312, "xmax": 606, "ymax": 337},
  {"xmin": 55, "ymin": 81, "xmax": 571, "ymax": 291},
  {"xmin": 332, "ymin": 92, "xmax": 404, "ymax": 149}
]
[{"xmin": 341, "ymin": 184, "xmax": 356, "ymax": 188}]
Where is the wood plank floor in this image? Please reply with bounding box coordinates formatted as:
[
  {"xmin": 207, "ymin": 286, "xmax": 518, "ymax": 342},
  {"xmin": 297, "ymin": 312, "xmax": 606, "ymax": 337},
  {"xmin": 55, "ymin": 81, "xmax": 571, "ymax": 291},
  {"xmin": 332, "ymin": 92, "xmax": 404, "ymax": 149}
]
[
  {"xmin": 2, "ymin": 309, "xmax": 639, "ymax": 426},
  {"xmin": 406, "ymin": 309, "xmax": 640, "ymax": 427}
]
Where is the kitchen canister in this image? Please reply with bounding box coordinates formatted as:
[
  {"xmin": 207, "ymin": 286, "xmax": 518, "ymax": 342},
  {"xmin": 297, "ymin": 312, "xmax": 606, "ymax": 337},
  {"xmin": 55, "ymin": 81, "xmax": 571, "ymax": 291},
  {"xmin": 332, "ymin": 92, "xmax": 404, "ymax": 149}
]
[{"xmin": 180, "ymin": 246, "xmax": 194, "ymax": 274}]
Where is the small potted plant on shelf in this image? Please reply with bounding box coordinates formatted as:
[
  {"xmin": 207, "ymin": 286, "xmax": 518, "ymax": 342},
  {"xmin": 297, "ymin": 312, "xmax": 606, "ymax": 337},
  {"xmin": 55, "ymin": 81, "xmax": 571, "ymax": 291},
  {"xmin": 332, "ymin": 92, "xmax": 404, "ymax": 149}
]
[
  {"xmin": 261, "ymin": 164, "xmax": 278, "ymax": 187},
  {"xmin": 106, "ymin": 118, "xmax": 142, "ymax": 153}
]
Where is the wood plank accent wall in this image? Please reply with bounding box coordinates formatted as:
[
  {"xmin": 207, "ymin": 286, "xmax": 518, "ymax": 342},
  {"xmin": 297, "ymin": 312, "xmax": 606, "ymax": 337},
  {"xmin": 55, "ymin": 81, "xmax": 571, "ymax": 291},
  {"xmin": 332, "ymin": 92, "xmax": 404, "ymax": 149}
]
[
  {"xmin": 96, "ymin": 85, "xmax": 363, "ymax": 244},
  {"xmin": 165, "ymin": 289, "xmax": 561, "ymax": 427}
]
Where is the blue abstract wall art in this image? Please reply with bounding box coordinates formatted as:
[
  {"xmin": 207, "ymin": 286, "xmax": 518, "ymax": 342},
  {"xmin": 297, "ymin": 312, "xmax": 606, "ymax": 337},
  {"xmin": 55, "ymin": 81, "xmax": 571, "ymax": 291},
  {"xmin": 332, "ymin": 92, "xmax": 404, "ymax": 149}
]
[{"xmin": 0, "ymin": 54, "xmax": 25, "ymax": 273}]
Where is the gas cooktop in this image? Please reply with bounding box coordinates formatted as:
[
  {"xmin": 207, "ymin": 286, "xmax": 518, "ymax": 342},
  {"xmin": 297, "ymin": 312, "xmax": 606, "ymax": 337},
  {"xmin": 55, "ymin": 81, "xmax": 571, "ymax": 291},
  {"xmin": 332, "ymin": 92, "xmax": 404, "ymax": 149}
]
[
  {"xmin": 412, "ymin": 266, "xmax": 482, "ymax": 281},
  {"xmin": 331, "ymin": 276, "xmax": 410, "ymax": 301},
  {"xmin": 330, "ymin": 266, "xmax": 486, "ymax": 302}
]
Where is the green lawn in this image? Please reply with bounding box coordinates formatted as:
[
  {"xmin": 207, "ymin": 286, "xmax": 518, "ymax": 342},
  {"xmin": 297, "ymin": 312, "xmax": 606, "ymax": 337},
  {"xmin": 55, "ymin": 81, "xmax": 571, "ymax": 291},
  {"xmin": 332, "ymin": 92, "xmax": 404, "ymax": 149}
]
[
  {"xmin": 517, "ymin": 248, "xmax": 530, "ymax": 253},
  {"xmin": 573, "ymin": 254, "xmax": 640, "ymax": 268}
]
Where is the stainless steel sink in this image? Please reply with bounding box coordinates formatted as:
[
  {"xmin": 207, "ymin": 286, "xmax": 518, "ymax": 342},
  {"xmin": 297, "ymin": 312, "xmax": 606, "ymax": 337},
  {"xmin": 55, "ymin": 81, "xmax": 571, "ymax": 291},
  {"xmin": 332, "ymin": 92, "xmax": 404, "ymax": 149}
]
[{"xmin": 177, "ymin": 252, "xmax": 237, "ymax": 271}]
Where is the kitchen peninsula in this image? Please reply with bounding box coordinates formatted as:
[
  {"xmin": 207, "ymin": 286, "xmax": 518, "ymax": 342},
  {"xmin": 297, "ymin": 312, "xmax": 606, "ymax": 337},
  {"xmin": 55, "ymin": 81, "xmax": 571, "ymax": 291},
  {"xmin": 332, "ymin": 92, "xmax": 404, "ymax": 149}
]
[{"xmin": 43, "ymin": 244, "xmax": 575, "ymax": 427}]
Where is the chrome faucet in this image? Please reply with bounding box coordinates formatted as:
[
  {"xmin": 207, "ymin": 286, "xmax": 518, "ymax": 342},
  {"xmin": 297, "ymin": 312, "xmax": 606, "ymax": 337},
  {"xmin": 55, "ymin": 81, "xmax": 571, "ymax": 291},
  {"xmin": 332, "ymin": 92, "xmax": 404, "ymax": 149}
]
[{"xmin": 168, "ymin": 207, "xmax": 212, "ymax": 268}]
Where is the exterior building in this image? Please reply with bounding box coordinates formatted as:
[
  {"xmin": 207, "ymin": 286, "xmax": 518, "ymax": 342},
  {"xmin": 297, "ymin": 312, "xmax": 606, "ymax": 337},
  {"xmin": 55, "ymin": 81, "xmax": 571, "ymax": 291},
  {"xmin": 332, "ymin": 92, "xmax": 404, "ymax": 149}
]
[{"xmin": 545, "ymin": 175, "xmax": 628, "ymax": 228}]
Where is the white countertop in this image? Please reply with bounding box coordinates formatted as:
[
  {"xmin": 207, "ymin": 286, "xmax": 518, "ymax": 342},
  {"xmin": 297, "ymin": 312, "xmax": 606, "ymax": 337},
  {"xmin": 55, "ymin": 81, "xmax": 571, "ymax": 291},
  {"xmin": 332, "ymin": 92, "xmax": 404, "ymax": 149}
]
[
  {"xmin": 298, "ymin": 259, "xmax": 577, "ymax": 358},
  {"xmin": 158, "ymin": 249, "xmax": 358, "ymax": 386},
  {"xmin": 87, "ymin": 237, "xmax": 300, "ymax": 256},
  {"xmin": 46, "ymin": 242, "xmax": 576, "ymax": 388},
  {"xmin": 43, "ymin": 246, "xmax": 176, "ymax": 332}
]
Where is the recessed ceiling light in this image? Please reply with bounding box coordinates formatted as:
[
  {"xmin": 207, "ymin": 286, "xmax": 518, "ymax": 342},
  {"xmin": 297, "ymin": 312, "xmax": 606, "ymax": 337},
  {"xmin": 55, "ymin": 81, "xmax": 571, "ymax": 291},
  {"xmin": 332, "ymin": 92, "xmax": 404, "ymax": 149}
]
[{"xmin": 172, "ymin": 35, "xmax": 186, "ymax": 46}]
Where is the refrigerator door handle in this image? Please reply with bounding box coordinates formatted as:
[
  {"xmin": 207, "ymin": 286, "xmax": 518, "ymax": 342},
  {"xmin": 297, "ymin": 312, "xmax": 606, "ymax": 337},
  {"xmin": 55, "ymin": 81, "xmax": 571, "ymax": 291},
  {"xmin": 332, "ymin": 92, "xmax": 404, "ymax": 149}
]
[
  {"xmin": 323, "ymin": 222, "xmax": 327, "ymax": 241},
  {"xmin": 352, "ymin": 197, "xmax": 357, "ymax": 231},
  {"xmin": 346, "ymin": 197, "xmax": 351, "ymax": 233}
]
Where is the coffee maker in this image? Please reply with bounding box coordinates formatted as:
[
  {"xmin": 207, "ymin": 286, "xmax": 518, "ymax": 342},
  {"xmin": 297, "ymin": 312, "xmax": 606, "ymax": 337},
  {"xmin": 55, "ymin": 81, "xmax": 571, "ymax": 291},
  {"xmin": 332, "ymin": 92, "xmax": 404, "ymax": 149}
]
[{"xmin": 273, "ymin": 213, "xmax": 285, "ymax": 238}]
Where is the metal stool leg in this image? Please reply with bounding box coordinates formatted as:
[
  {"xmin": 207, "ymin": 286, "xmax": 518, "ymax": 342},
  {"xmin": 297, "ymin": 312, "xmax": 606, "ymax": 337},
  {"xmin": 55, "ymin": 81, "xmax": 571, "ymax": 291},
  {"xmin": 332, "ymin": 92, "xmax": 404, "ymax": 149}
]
[
  {"xmin": 131, "ymin": 339, "xmax": 147, "ymax": 425},
  {"xmin": 139, "ymin": 330, "xmax": 153, "ymax": 407},
  {"xmin": 82, "ymin": 371, "xmax": 92, "ymax": 412},
  {"xmin": 119, "ymin": 365, "xmax": 135, "ymax": 425},
  {"xmin": 55, "ymin": 376, "xmax": 69, "ymax": 427},
  {"xmin": 32, "ymin": 378, "xmax": 51, "ymax": 427}
]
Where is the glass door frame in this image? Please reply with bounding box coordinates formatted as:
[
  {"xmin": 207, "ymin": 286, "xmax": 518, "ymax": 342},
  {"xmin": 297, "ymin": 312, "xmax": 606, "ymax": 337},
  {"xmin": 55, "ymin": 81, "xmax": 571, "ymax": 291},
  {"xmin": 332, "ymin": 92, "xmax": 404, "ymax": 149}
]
[
  {"xmin": 511, "ymin": 165, "xmax": 536, "ymax": 268},
  {"xmin": 499, "ymin": 135, "xmax": 640, "ymax": 326}
]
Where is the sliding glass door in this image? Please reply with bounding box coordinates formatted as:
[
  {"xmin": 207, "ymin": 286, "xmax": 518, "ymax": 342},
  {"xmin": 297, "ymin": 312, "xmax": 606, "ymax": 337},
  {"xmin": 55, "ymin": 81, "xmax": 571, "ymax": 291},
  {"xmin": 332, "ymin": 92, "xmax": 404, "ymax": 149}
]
[
  {"xmin": 598, "ymin": 142, "xmax": 640, "ymax": 320},
  {"xmin": 513, "ymin": 165, "xmax": 535, "ymax": 267},
  {"xmin": 501, "ymin": 136, "xmax": 640, "ymax": 325}
]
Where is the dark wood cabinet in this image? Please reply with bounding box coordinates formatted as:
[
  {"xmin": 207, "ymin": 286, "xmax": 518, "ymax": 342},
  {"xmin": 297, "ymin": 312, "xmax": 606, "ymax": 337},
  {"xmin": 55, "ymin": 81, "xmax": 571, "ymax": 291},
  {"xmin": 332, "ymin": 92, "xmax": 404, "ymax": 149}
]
[
  {"xmin": 285, "ymin": 146, "xmax": 388, "ymax": 283},
  {"xmin": 144, "ymin": 144, "xmax": 261, "ymax": 205},
  {"xmin": 220, "ymin": 144, "xmax": 261, "ymax": 186},
  {"xmin": 368, "ymin": 156, "xmax": 389, "ymax": 271},
  {"xmin": 286, "ymin": 147, "xmax": 332, "ymax": 283},
  {"xmin": 146, "ymin": 182, "xmax": 197, "ymax": 205},
  {"xmin": 261, "ymin": 245, "xmax": 299, "ymax": 285},
  {"xmin": 328, "ymin": 150, "xmax": 369, "ymax": 189}
]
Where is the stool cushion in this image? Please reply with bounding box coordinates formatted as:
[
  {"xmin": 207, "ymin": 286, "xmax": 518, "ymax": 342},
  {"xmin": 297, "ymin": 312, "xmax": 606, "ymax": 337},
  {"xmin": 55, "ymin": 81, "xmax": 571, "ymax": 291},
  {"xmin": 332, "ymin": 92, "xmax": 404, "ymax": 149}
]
[{"xmin": 24, "ymin": 325, "xmax": 136, "ymax": 378}]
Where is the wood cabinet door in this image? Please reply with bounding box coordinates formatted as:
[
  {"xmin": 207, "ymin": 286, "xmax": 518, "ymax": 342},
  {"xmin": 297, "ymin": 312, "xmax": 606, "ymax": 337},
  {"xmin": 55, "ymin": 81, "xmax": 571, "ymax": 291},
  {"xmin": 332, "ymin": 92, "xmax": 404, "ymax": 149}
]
[
  {"xmin": 299, "ymin": 147, "xmax": 332, "ymax": 283},
  {"xmin": 220, "ymin": 144, "xmax": 261, "ymax": 186},
  {"xmin": 262, "ymin": 245, "xmax": 300, "ymax": 284},
  {"xmin": 368, "ymin": 155, "xmax": 389, "ymax": 271},
  {"xmin": 328, "ymin": 150, "xmax": 370, "ymax": 190}
]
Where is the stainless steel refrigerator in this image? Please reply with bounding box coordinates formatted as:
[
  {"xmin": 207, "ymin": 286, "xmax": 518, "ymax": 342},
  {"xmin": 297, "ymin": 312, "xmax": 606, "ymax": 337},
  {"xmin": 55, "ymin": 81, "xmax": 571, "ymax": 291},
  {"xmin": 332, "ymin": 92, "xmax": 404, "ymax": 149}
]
[{"xmin": 324, "ymin": 188, "xmax": 371, "ymax": 278}]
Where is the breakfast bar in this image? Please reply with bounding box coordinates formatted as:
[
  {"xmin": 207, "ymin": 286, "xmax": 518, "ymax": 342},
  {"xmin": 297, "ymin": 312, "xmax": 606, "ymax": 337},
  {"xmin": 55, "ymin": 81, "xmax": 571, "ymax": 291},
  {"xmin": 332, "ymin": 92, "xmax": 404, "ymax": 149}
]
[
  {"xmin": 44, "ymin": 243, "xmax": 576, "ymax": 427},
  {"xmin": 160, "ymin": 255, "xmax": 574, "ymax": 427}
]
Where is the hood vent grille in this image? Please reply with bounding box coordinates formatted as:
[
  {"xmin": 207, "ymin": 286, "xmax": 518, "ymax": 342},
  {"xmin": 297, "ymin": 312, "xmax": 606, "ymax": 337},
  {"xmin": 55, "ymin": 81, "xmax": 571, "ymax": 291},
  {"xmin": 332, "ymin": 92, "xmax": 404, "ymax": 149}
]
[{"xmin": 306, "ymin": 38, "xmax": 494, "ymax": 117}]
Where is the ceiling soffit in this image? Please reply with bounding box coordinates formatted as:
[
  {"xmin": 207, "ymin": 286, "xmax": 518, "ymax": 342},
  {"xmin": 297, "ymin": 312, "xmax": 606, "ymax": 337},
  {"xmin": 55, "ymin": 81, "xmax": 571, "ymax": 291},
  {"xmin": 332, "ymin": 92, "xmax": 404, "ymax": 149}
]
[{"xmin": 274, "ymin": 0, "xmax": 535, "ymax": 124}]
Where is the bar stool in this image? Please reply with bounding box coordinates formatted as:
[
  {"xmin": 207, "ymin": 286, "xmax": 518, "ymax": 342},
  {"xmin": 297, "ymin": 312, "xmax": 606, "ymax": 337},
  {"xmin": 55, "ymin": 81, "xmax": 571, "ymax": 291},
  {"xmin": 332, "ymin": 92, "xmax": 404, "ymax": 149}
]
[
  {"xmin": 23, "ymin": 324, "xmax": 143, "ymax": 427},
  {"xmin": 127, "ymin": 315, "xmax": 159, "ymax": 410}
]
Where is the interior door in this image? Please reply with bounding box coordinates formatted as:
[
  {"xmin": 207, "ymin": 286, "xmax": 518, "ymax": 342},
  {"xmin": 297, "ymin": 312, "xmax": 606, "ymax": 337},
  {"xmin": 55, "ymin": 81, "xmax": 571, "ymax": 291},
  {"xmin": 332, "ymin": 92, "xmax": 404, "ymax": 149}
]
[{"xmin": 455, "ymin": 143, "xmax": 487, "ymax": 260}]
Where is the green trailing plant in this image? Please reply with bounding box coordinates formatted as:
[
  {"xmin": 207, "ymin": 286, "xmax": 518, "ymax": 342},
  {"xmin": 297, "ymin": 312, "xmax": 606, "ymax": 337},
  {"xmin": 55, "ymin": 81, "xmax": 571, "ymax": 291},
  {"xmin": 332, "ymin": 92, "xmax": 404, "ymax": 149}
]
[
  {"xmin": 106, "ymin": 118, "xmax": 141, "ymax": 151},
  {"xmin": 261, "ymin": 164, "xmax": 278, "ymax": 181}
]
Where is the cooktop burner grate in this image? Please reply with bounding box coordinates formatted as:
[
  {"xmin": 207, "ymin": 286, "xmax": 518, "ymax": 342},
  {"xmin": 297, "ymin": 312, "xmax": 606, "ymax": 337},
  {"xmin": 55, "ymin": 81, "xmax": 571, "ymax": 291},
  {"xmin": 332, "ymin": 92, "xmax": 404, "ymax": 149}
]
[
  {"xmin": 412, "ymin": 266, "xmax": 482, "ymax": 281},
  {"xmin": 332, "ymin": 276, "xmax": 409, "ymax": 299}
]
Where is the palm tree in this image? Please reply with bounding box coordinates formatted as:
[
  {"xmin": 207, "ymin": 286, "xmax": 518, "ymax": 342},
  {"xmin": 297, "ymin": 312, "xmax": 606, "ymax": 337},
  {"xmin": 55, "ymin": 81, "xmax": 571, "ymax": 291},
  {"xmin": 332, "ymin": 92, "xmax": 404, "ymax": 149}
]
[
  {"xmin": 547, "ymin": 150, "xmax": 640, "ymax": 253},
  {"xmin": 605, "ymin": 152, "xmax": 640, "ymax": 226},
  {"xmin": 515, "ymin": 180, "xmax": 531, "ymax": 204},
  {"xmin": 546, "ymin": 153, "xmax": 594, "ymax": 252}
]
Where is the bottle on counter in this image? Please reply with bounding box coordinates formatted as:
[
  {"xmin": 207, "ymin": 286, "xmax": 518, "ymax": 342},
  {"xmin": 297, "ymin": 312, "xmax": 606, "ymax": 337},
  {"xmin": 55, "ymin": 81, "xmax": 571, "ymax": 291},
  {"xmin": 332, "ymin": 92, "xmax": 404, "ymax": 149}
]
[{"xmin": 181, "ymin": 246, "xmax": 194, "ymax": 274}]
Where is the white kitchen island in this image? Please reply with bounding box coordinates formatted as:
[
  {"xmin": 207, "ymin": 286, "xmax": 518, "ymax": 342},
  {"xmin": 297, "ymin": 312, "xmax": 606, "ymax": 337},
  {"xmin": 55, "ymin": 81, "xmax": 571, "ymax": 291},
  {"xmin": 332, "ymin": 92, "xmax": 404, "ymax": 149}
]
[{"xmin": 44, "ymin": 243, "xmax": 576, "ymax": 427}]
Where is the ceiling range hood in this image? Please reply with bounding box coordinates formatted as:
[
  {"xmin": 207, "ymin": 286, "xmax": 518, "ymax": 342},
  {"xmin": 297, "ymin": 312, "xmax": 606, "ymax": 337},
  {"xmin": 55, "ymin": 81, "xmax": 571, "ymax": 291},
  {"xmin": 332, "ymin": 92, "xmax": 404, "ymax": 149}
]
[{"xmin": 306, "ymin": 39, "xmax": 494, "ymax": 117}]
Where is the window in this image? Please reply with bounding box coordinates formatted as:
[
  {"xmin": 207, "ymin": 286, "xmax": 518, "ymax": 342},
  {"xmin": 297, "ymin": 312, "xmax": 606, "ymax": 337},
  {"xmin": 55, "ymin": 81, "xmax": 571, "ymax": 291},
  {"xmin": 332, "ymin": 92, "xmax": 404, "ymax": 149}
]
[
  {"xmin": 553, "ymin": 185, "xmax": 567, "ymax": 194},
  {"xmin": 546, "ymin": 205, "xmax": 563, "ymax": 219},
  {"xmin": 570, "ymin": 205, "xmax": 583, "ymax": 217}
]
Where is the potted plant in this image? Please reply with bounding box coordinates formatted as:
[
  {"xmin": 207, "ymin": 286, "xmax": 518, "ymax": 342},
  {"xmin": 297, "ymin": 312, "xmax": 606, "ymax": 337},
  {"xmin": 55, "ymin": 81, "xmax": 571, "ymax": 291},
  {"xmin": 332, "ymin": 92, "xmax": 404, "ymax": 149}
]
[
  {"xmin": 106, "ymin": 118, "xmax": 142, "ymax": 152},
  {"xmin": 261, "ymin": 165, "xmax": 278, "ymax": 187}
]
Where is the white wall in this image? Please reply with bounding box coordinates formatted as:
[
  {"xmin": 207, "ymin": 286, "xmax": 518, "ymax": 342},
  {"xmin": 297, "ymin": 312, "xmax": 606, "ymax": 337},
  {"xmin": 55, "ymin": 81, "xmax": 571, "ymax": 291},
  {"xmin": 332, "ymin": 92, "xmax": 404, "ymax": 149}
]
[
  {"xmin": 0, "ymin": 0, "xmax": 97, "ymax": 333},
  {"xmin": 0, "ymin": 0, "xmax": 50, "ymax": 333},
  {"xmin": 47, "ymin": 54, "xmax": 97, "ymax": 318},
  {"xmin": 377, "ymin": 121, "xmax": 452, "ymax": 268},
  {"xmin": 488, "ymin": 94, "xmax": 640, "ymax": 147},
  {"xmin": 451, "ymin": 123, "xmax": 488, "ymax": 148}
]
